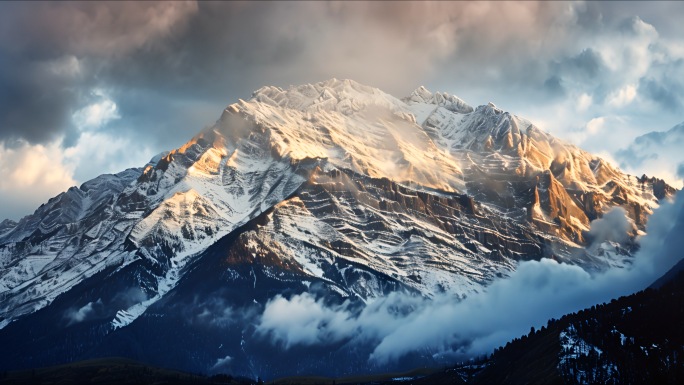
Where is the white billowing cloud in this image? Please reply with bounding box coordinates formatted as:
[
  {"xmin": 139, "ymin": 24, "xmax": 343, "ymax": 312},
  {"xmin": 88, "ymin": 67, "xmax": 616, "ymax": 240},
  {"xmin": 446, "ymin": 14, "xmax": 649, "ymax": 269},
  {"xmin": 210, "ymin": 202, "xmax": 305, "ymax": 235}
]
[
  {"xmin": 44, "ymin": 55, "xmax": 82, "ymax": 78},
  {"xmin": 72, "ymin": 91, "xmax": 120, "ymax": 131},
  {"xmin": 497, "ymin": 14, "xmax": 683, "ymax": 183},
  {"xmin": 68, "ymin": 302, "xmax": 94, "ymax": 324},
  {"xmin": 632, "ymin": 190, "xmax": 684, "ymax": 277},
  {"xmin": 576, "ymin": 93, "xmax": 593, "ymax": 112},
  {"xmin": 63, "ymin": 130, "xmax": 152, "ymax": 183},
  {"xmin": 256, "ymin": 191, "xmax": 684, "ymax": 364},
  {"xmin": 257, "ymin": 290, "xmax": 444, "ymax": 352},
  {"xmin": 0, "ymin": 89, "xmax": 155, "ymax": 220},
  {"xmin": 0, "ymin": 140, "xmax": 77, "ymax": 220},
  {"xmin": 0, "ymin": 132, "xmax": 152, "ymax": 221},
  {"xmin": 65, "ymin": 299, "xmax": 102, "ymax": 325},
  {"xmin": 67, "ymin": 91, "xmax": 153, "ymax": 181},
  {"xmin": 586, "ymin": 117, "xmax": 605, "ymax": 135},
  {"xmin": 211, "ymin": 355, "xmax": 232, "ymax": 371},
  {"xmin": 596, "ymin": 17, "xmax": 658, "ymax": 78},
  {"xmin": 563, "ymin": 116, "xmax": 633, "ymax": 154},
  {"xmin": 257, "ymin": 293, "xmax": 354, "ymax": 348},
  {"xmin": 0, "ymin": 143, "xmax": 74, "ymax": 190},
  {"xmin": 586, "ymin": 207, "xmax": 632, "ymax": 246},
  {"xmin": 607, "ymin": 84, "xmax": 637, "ymax": 107}
]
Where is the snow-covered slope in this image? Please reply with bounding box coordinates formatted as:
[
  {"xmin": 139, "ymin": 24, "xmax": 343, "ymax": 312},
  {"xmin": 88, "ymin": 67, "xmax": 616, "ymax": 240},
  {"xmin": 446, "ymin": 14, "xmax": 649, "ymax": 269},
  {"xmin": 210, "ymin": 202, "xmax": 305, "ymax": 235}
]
[
  {"xmin": 0, "ymin": 79, "xmax": 674, "ymax": 374},
  {"xmin": 0, "ymin": 168, "xmax": 143, "ymax": 327}
]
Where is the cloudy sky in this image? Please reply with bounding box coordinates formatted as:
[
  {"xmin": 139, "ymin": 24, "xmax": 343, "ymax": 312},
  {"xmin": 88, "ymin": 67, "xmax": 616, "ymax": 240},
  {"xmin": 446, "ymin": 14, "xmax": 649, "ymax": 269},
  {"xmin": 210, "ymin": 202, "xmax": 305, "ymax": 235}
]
[{"xmin": 1, "ymin": 1, "xmax": 683, "ymax": 220}]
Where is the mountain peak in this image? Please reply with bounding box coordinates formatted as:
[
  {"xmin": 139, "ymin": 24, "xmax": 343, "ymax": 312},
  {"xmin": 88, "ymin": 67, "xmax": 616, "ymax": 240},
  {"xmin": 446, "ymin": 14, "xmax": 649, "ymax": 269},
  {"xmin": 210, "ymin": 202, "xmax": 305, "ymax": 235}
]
[
  {"xmin": 0, "ymin": 219, "xmax": 17, "ymax": 235},
  {"xmin": 405, "ymin": 84, "xmax": 474, "ymax": 114},
  {"xmin": 408, "ymin": 85, "xmax": 433, "ymax": 101},
  {"xmin": 246, "ymin": 78, "xmax": 401, "ymax": 116},
  {"xmin": 217, "ymin": 79, "xmax": 466, "ymax": 193}
]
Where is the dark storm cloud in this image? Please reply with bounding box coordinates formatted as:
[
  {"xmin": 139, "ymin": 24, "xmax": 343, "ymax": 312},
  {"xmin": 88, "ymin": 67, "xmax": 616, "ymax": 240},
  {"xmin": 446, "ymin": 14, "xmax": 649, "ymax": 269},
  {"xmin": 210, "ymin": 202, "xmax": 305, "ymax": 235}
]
[
  {"xmin": 0, "ymin": 1, "xmax": 599, "ymax": 148},
  {"xmin": 0, "ymin": 55, "xmax": 83, "ymax": 144},
  {"xmin": 0, "ymin": 1, "xmax": 197, "ymax": 58},
  {"xmin": 0, "ymin": 1, "xmax": 197, "ymax": 145}
]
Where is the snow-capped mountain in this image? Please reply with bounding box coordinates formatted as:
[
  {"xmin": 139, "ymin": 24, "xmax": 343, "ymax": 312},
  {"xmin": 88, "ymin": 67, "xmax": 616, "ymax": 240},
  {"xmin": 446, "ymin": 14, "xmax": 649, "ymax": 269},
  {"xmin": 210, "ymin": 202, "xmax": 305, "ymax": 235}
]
[{"xmin": 0, "ymin": 79, "xmax": 673, "ymax": 378}]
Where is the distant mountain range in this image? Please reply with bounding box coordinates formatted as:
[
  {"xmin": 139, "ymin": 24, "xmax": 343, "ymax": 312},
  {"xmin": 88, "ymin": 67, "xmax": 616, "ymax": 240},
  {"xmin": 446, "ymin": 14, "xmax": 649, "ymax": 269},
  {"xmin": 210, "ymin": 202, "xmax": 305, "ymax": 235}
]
[{"xmin": 0, "ymin": 79, "xmax": 677, "ymax": 379}]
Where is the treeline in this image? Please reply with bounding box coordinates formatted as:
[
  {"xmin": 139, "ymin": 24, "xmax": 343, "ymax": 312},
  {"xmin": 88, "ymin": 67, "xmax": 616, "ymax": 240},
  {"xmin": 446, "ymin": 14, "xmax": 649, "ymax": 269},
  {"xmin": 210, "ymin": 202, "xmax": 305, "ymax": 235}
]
[{"xmin": 456, "ymin": 270, "xmax": 684, "ymax": 384}]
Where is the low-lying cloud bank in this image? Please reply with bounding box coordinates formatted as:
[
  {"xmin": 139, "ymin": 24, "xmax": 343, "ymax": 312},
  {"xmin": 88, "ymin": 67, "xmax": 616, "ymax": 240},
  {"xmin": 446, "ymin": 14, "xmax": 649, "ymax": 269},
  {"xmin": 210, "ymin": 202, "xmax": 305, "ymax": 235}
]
[{"xmin": 256, "ymin": 191, "xmax": 684, "ymax": 364}]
